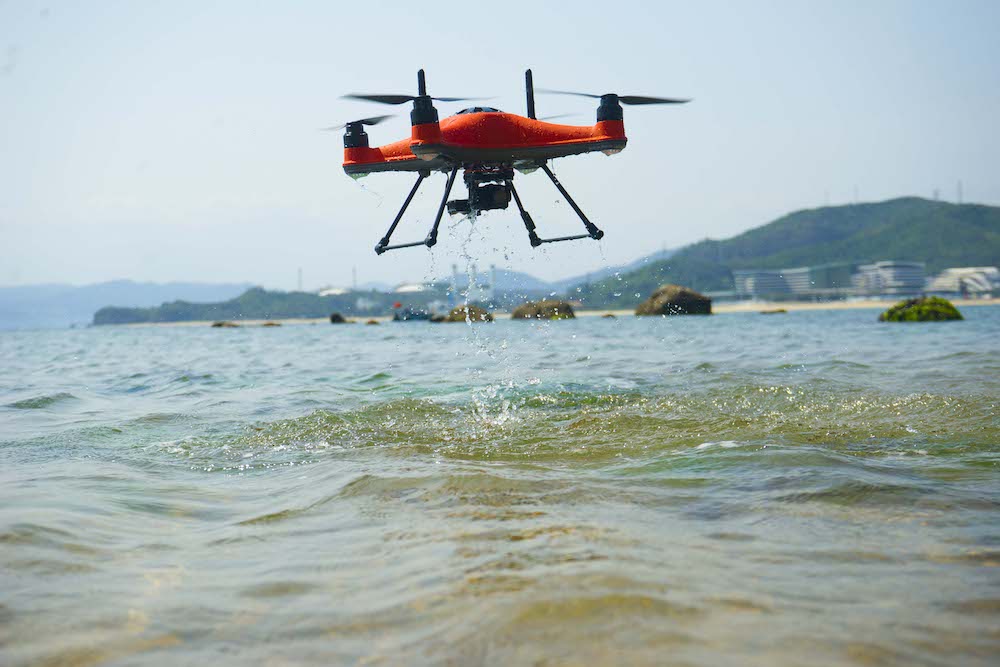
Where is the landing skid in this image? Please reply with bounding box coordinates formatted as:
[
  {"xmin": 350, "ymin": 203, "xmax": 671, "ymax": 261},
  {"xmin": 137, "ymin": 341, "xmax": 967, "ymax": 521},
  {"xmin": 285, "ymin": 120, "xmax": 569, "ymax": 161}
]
[
  {"xmin": 372, "ymin": 161, "xmax": 603, "ymax": 254},
  {"xmin": 509, "ymin": 162, "xmax": 604, "ymax": 247},
  {"xmin": 374, "ymin": 166, "xmax": 459, "ymax": 254}
]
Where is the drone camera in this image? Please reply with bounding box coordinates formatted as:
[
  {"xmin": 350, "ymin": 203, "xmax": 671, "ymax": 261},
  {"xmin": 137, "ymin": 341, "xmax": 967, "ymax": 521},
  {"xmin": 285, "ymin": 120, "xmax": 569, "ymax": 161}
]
[
  {"xmin": 471, "ymin": 183, "xmax": 511, "ymax": 211},
  {"xmin": 447, "ymin": 184, "xmax": 510, "ymax": 216}
]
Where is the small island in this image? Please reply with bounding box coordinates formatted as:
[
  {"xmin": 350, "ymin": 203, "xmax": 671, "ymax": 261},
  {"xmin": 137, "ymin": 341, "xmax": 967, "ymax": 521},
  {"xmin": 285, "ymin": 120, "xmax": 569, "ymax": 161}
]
[{"xmin": 879, "ymin": 296, "xmax": 963, "ymax": 322}]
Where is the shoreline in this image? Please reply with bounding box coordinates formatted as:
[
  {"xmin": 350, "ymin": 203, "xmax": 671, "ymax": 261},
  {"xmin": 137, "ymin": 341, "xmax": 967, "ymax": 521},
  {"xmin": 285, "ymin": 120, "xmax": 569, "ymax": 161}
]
[{"xmin": 122, "ymin": 298, "xmax": 1000, "ymax": 327}]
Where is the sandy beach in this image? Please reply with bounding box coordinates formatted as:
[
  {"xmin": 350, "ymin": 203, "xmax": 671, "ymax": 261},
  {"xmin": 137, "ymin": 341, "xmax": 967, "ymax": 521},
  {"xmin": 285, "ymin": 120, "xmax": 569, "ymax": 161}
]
[{"xmin": 705, "ymin": 297, "xmax": 999, "ymax": 314}]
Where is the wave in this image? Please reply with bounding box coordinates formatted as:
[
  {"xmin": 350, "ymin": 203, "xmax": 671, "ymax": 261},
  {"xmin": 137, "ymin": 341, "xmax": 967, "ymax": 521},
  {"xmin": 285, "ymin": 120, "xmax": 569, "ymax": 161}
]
[
  {"xmin": 4, "ymin": 392, "xmax": 77, "ymax": 409},
  {"xmin": 124, "ymin": 384, "xmax": 997, "ymax": 476}
]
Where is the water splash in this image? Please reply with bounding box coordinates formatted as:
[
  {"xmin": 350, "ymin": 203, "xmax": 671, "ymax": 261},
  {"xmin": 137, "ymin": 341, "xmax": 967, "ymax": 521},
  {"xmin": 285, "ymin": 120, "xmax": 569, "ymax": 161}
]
[{"xmin": 353, "ymin": 180, "xmax": 384, "ymax": 208}]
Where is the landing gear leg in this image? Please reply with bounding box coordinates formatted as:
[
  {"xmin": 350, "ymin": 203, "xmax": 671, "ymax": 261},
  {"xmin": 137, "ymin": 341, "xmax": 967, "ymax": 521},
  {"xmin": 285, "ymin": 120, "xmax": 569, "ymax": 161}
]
[
  {"xmin": 374, "ymin": 165, "xmax": 459, "ymax": 254},
  {"xmin": 539, "ymin": 163, "xmax": 604, "ymax": 241},
  {"xmin": 375, "ymin": 171, "xmax": 427, "ymax": 254},
  {"xmin": 508, "ymin": 182, "xmax": 543, "ymax": 247},
  {"xmin": 508, "ymin": 164, "xmax": 606, "ymax": 247},
  {"xmin": 424, "ymin": 166, "xmax": 459, "ymax": 248}
]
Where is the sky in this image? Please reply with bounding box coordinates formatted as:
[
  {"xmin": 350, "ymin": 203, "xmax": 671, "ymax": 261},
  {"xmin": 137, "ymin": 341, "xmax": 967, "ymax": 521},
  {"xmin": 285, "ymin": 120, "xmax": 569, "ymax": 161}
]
[{"xmin": 1, "ymin": 0, "xmax": 998, "ymax": 290}]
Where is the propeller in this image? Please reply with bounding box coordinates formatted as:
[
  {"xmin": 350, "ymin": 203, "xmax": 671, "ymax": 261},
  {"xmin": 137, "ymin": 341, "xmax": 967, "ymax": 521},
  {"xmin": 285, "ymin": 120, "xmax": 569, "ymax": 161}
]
[
  {"xmin": 344, "ymin": 69, "xmax": 489, "ymax": 111},
  {"xmin": 538, "ymin": 89, "xmax": 690, "ymax": 105},
  {"xmin": 342, "ymin": 93, "xmax": 485, "ymax": 105},
  {"xmin": 320, "ymin": 115, "xmax": 395, "ymax": 132}
]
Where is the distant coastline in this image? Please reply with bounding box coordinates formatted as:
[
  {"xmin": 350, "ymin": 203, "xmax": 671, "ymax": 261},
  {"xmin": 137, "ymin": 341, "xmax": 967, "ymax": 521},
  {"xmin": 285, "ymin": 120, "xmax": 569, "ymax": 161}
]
[
  {"xmin": 117, "ymin": 298, "xmax": 1000, "ymax": 327},
  {"xmin": 89, "ymin": 196, "xmax": 1000, "ymax": 327}
]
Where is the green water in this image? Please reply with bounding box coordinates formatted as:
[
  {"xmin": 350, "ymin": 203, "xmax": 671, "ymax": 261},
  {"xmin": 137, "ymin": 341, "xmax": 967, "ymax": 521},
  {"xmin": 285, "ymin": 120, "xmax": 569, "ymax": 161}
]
[{"xmin": 1, "ymin": 308, "xmax": 998, "ymax": 665}]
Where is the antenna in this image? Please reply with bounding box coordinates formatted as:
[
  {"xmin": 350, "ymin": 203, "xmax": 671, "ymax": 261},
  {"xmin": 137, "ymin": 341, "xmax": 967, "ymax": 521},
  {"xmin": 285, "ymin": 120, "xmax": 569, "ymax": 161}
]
[
  {"xmin": 417, "ymin": 69, "xmax": 427, "ymax": 96},
  {"xmin": 525, "ymin": 69, "xmax": 536, "ymax": 119}
]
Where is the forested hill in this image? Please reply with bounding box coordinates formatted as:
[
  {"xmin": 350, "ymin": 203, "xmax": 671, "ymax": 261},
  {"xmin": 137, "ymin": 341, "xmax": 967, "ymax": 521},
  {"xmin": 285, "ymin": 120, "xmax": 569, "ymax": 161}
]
[
  {"xmin": 576, "ymin": 197, "xmax": 1000, "ymax": 307},
  {"xmin": 92, "ymin": 287, "xmax": 425, "ymax": 325}
]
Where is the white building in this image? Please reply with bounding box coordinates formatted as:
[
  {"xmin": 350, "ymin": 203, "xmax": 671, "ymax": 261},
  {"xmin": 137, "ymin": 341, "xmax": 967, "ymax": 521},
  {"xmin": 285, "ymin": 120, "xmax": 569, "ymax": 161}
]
[
  {"xmin": 733, "ymin": 271, "xmax": 789, "ymax": 298},
  {"xmin": 393, "ymin": 283, "xmax": 429, "ymax": 294},
  {"xmin": 853, "ymin": 261, "xmax": 925, "ymax": 296},
  {"xmin": 927, "ymin": 267, "xmax": 1000, "ymax": 296}
]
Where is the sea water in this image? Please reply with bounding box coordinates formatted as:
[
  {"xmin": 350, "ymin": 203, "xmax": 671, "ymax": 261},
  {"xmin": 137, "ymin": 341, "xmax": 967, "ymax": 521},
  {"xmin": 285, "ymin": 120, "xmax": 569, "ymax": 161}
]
[{"xmin": 1, "ymin": 307, "xmax": 998, "ymax": 665}]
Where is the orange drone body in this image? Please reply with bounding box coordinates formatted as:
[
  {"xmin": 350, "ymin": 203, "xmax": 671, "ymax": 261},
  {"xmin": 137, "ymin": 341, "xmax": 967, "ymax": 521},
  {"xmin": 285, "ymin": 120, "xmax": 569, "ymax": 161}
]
[
  {"xmin": 343, "ymin": 112, "xmax": 626, "ymax": 176},
  {"xmin": 335, "ymin": 69, "xmax": 687, "ymax": 254}
]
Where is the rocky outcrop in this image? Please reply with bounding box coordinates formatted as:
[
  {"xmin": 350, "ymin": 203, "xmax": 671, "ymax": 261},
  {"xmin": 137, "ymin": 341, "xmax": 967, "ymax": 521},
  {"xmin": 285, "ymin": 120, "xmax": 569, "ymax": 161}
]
[
  {"xmin": 211, "ymin": 321, "xmax": 240, "ymax": 328},
  {"xmin": 879, "ymin": 297, "xmax": 963, "ymax": 322},
  {"xmin": 635, "ymin": 284, "xmax": 711, "ymax": 316},
  {"xmin": 511, "ymin": 300, "xmax": 575, "ymax": 320},
  {"xmin": 329, "ymin": 312, "xmax": 347, "ymax": 324},
  {"xmin": 446, "ymin": 305, "xmax": 494, "ymax": 322}
]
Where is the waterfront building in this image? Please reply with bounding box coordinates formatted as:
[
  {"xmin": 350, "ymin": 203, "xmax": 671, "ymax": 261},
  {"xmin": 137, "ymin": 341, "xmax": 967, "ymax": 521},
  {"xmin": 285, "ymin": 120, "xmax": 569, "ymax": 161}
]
[
  {"xmin": 394, "ymin": 283, "xmax": 429, "ymax": 294},
  {"xmin": 927, "ymin": 266, "xmax": 1000, "ymax": 297},
  {"xmin": 853, "ymin": 261, "xmax": 925, "ymax": 296},
  {"xmin": 782, "ymin": 263, "xmax": 856, "ymax": 294},
  {"xmin": 734, "ymin": 263, "xmax": 856, "ymax": 299},
  {"xmin": 733, "ymin": 270, "xmax": 789, "ymax": 298}
]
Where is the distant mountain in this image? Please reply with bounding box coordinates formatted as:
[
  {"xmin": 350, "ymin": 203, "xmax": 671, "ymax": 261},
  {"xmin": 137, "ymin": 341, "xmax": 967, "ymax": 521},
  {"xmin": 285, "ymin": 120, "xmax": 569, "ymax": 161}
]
[
  {"xmin": 576, "ymin": 197, "xmax": 1000, "ymax": 307},
  {"xmin": 436, "ymin": 250, "xmax": 679, "ymax": 295},
  {"xmin": 0, "ymin": 280, "xmax": 252, "ymax": 330},
  {"xmin": 438, "ymin": 268, "xmax": 553, "ymax": 292},
  {"xmin": 550, "ymin": 248, "xmax": 676, "ymax": 291}
]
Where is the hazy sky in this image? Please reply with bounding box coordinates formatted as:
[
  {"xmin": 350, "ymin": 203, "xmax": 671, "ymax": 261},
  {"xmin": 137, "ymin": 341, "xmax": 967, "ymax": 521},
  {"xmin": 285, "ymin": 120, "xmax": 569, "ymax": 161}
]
[{"xmin": 2, "ymin": 0, "xmax": 998, "ymax": 289}]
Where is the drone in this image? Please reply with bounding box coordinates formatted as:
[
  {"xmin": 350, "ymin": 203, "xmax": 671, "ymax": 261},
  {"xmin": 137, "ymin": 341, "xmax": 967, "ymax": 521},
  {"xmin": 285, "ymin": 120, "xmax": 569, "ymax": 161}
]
[{"xmin": 332, "ymin": 70, "xmax": 689, "ymax": 254}]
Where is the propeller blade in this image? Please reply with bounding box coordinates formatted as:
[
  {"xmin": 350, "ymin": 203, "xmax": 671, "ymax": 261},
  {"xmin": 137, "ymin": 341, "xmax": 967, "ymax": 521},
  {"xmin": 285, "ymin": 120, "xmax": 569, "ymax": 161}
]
[
  {"xmin": 537, "ymin": 113, "xmax": 579, "ymax": 121},
  {"xmin": 537, "ymin": 89, "xmax": 601, "ymax": 99},
  {"xmin": 538, "ymin": 89, "xmax": 690, "ymax": 105},
  {"xmin": 320, "ymin": 115, "xmax": 395, "ymax": 132},
  {"xmin": 343, "ymin": 94, "xmax": 415, "ymax": 105},
  {"xmin": 343, "ymin": 94, "xmax": 489, "ymax": 105},
  {"xmin": 618, "ymin": 95, "xmax": 690, "ymax": 105}
]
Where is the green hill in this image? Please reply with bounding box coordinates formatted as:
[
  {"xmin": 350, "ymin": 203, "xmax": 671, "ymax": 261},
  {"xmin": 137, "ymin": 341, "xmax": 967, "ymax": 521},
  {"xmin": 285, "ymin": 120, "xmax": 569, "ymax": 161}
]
[
  {"xmin": 92, "ymin": 287, "xmax": 443, "ymax": 325},
  {"xmin": 577, "ymin": 197, "xmax": 1000, "ymax": 307}
]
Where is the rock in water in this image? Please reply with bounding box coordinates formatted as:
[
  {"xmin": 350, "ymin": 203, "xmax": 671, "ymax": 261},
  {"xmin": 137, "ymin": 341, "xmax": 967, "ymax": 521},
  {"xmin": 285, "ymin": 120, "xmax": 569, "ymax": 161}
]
[
  {"xmin": 211, "ymin": 321, "xmax": 240, "ymax": 328},
  {"xmin": 635, "ymin": 284, "xmax": 712, "ymax": 316},
  {"xmin": 260, "ymin": 321, "xmax": 282, "ymax": 327},
  {"xmin": 446, "ymin": 305, "xmax": 494, "ymax": 322},
  {"xmin": 511, "ymin": 300, "xmax": 576, "ymax": 320},
  {"xmin": 329, "ymin": 312, "xmax": 347, "ymax": 324},
  {"xmin": 365, "ymin": 319, "xmax": 379, "ymax": 325},
  {"xmin": 879, "ymin": 297, "xmax": 963, "ymax": 322}
]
